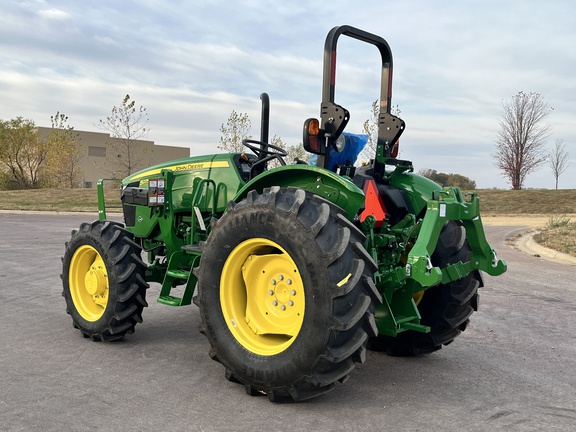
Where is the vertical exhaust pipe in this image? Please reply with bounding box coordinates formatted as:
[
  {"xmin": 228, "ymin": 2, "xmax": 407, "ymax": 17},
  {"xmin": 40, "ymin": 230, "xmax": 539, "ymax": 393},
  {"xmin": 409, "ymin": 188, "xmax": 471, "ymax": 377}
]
[{"xmin": 259, "ymin": 93, "xmax": 270, "ymax": 153}]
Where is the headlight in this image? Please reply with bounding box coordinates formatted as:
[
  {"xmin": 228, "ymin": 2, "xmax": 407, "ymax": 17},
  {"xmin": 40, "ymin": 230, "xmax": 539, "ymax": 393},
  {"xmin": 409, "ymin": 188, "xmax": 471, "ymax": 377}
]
[{"xmin": 334, "ymin": 134, "xmax": 346, "ymax": 153}]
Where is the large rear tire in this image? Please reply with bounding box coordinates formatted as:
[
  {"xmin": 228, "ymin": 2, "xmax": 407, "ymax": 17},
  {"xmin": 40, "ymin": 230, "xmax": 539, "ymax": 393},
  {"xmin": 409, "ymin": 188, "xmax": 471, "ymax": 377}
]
[
  {"xmin": 369, "ymin": 220, "xmax": 481, "ymax": 356},
  {"xmin": 61, "ymin": 220, "xmax": 149, "ymax": 341},
  {"xmin": 196, "ymin": 187, "xmax": 380, "ymax": 402}
]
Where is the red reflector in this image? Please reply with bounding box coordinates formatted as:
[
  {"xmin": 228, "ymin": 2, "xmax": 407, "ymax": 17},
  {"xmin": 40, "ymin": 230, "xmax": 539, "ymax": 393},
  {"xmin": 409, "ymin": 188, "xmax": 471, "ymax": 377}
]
[
  {"xmin": 330, "ymin": 51, "xmax": 337, "ymax": 85},
  {"xmin": 391, "ymin": 141, "xmax": 399, "ymax": 158},
  {"xmin": 360, "ymin": 179, "xmax": 387, "ymax": 227},
  {"xmin": 308, "ymin": 136, "xmax": 319, "ymax": 152}
]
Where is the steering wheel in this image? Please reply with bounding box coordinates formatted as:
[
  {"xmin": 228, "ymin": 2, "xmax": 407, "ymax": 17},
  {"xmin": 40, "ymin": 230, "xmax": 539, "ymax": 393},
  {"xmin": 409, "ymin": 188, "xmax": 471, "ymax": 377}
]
[{"xmin": 242, "ymin": 139, "xmax": 288, "ymax": 159}]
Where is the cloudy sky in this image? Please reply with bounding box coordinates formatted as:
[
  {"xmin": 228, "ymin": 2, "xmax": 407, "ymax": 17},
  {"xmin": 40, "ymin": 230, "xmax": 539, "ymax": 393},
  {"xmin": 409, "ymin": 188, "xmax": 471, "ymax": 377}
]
[{"xmin": 1, "ymin": 0, "xmax": 574, "ymax": 189}]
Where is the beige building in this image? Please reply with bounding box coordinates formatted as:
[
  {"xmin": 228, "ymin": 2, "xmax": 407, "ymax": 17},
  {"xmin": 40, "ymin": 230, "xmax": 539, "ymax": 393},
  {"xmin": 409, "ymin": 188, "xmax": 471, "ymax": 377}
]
[{"xmin": 37, "ymin": 127, "xmax": 190, "ymax": 188}]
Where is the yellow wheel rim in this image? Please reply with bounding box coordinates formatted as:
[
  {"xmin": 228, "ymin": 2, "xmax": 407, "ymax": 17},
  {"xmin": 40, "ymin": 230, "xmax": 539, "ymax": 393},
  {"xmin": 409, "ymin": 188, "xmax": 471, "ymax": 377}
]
[
  {"xmin": 413, "ymin": 290, "xmax": 425, "ymax": 306},
  {"xmin": 69, "ymin": 245, "xmax": 109, "ymax": 321},
  {"xmin": 402, "ymin": 240, "xmax": 425, "ymax": 307},
  {"xmin": 220, "ymin": 238, "xmax": 305, "ymax": 356}
]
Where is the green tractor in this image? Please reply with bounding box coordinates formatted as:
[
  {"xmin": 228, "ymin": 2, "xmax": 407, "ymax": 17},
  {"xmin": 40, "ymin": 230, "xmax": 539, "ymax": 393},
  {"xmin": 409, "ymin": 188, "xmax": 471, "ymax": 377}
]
[{"xmin": 62, "ymin": 25, "xmax": 506, "ymax": 402}]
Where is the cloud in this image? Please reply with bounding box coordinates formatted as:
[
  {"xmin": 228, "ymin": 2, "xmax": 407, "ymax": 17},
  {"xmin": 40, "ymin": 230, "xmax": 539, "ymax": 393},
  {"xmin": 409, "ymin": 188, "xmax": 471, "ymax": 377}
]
[
  {"xmin": 0, "ymin": 0, "xmax": 574, "ymax": 189},
  {"xmin": 38, "ymin": 7, "xmax": 70, "ymax": 20}
]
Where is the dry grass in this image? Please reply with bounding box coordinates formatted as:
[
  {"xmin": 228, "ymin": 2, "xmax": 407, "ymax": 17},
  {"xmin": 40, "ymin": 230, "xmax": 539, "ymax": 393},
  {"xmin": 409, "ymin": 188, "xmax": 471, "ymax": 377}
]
[
  {"xmin": 472, "ymin": 189, "xmax": 576, "ymax": 258},
  {"xmin": 2, "ymin": 188, "xmax": 573, "ymax": 214},
  {"xmin": 1, "ymin": 187, "xmax": 574, "ymax": 257},
  {"xmin": 0, "ymin": 188, "xmax": 121, "ymax": 212},
  {"xmin": 533, "ymin": 216, "xmax": 576, "ymax": 257},
  {"xmin": 470, "ymin": 189, "xmax": 576, "ymax": 215}
]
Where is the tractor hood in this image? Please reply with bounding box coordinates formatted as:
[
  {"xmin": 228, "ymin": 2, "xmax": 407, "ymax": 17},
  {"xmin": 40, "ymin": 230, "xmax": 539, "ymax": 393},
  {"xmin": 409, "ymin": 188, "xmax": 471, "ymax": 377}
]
[{"xmin": 122, "ymin": 154, "xmax": 231, "ymax": 185}]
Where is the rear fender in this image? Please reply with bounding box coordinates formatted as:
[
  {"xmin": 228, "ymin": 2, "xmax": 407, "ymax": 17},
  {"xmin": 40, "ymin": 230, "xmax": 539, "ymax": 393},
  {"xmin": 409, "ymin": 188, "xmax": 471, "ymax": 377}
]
[
  {"xmin": 387, "ymin": 169, "xmax": 443, "ymax": 215},
  {"xmin": 233, "ymin": 165, "xmax": 365, "ymax": 219}
]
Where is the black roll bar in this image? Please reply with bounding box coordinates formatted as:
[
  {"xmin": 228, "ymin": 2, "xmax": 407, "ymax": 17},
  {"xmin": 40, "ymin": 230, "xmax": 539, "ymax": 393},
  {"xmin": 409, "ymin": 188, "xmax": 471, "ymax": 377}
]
[
  {"xmin": 321, "ymin": 26, "xmax": 405, "ymax": 174},
  {"xmin": 322, "ymin": 25, "xmax": 393, "ymax": 115}
]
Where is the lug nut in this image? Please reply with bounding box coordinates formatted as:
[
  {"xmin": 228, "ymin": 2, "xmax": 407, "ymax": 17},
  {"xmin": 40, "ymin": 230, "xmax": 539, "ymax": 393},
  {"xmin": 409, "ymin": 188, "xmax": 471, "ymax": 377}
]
[
  {"xmin": 272, "ymin": 300, "xmax": 278, "ymax": 306},
  {"xmin": 268, "ymin": 290, "xmax": 274, "ymax": 296},
  {"xmin": 288, "ymin": 300, "xmax": 294, "ymax": 306},
  {"xmin": 281, "ymin": 305, "xmax": 286, "ymax": 311},
  {"xmin": 291, "ymin": 290, "xmax": 296, "ymax": 295}
]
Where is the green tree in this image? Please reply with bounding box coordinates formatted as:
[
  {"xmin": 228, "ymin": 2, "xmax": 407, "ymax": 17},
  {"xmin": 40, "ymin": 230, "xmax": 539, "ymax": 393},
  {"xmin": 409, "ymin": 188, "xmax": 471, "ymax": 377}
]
[
  {"xmin": 494, "ymin": 91, "xmax": 552, "ymax": 190},
  {"xmin": 549, "ymin": 138, "xmax": 569, "ymax": 190},
  {"xmin": 98, "ymin": 94, "xmax": 150, "ymax": 177},
  {"xmin": 218, "ymin": 110, "xmax": 252, "ymax": 152},
  {"xmin": 43, "ymin": 112, "xmax": 83, "ymax": 188},
  {"xmin": 0, "ymin": 117, "xmax": 47, "ymax": 189}
]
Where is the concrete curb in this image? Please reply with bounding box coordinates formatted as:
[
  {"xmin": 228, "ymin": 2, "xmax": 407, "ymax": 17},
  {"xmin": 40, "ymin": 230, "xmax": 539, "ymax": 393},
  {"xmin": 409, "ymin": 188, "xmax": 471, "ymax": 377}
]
[
  {"xmin": 0, "ymin": 209, "xmax": 95, "ymax": 216},
  {"xmin": 0, "ymin": 209, "xmax": 123, "ymax": 216},
  {"xmin": 514, "ymin": 230, "xmax": 576, "ymax": 266}
]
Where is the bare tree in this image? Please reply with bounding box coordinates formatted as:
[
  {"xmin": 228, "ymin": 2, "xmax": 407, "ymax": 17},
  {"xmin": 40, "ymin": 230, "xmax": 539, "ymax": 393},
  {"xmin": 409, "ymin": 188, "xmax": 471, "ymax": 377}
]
[
  {"xmin": 360, "ymin": 100, "xmax": 401, "ymax": 163},
  {"xmin": 264, "ymin": 135, "xmax": 309, "ymax": 167},
  {"xmin": 218, "ymin": 114, "xmax": 306, "ymax": 168},
  {"xmin": 259, "ymin": 135, "xmax": 283, "ymax": 168},
  {"xmin": 286, "ymin": 143, "xmax": 309, "ymax": 164},
  {"xmin": 362, "ymin": 100, "xmax": 380, "ymax": 158},
  {"xmin": 218, "ymin": 110, "xmax": 252, "ymax": 153},
  {"xmin": 98, "ymin": 94, "xmax": 149, "ymax": 177},
  {"xmin": 43, "ymin": 112, "xmax": 83, "ymax": 188},
  {"xmin": 549, "ymin": 138, "xmax": 569, "ymax": 190},
  {"xmin": 494, "ymin": 91, "xmax": 552, "ymax": 190}
]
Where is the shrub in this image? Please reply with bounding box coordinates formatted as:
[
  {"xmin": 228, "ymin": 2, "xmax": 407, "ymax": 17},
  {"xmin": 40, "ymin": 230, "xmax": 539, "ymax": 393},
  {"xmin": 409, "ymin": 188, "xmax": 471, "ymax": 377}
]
[{"xmin": 546, "ymin": 214, "xmax": 571, "ymax": 228}]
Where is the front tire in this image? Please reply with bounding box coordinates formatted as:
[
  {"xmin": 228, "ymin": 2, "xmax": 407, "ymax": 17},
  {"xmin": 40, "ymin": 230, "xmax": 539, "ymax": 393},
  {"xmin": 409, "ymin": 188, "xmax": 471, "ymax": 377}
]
[
  {"xmin": 197, "ymin": 187, "xmax": 380, "ymax": 402},
  {"xmin": 61, "ymin": 220, "xmax": 149, "ymax": 341}
]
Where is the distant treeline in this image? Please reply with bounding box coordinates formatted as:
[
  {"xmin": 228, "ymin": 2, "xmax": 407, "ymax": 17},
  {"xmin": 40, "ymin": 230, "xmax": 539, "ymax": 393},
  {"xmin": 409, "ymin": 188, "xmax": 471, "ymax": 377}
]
[{"xmin": 419, "ymin": 169, "xmax": 476, "ymax": 190}]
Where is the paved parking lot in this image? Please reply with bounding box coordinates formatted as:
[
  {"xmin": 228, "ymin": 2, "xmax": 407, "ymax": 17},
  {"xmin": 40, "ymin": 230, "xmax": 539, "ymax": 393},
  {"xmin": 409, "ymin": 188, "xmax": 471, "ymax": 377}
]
[{"xmin": 1, "ymin": 213, "xmax": 575, "ymax": 431}]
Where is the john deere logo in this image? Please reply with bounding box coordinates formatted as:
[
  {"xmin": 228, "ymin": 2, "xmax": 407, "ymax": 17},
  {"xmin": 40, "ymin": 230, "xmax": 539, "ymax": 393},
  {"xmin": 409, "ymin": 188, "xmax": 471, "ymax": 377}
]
[{"xmin": 130, "ymin": 161, "xmax": 230, "ymax": 181}]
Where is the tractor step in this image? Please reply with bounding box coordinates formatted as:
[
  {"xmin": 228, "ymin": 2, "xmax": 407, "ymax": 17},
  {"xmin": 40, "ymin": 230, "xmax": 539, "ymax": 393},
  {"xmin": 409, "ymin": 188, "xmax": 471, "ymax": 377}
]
[
  {"xmin": 181, "ymin": 244, "xmax": 202, "ymax": 254},
  {"xmin": 157, "ymin": 295, "xmax": 191, "ymax": 306},
  {"xmin": 166, "ymin": 269, "xmax": 191, "ymax": 280},
  {"xmin": 157, "ymin": 250, "xmax": 200, "ymax": 307}
]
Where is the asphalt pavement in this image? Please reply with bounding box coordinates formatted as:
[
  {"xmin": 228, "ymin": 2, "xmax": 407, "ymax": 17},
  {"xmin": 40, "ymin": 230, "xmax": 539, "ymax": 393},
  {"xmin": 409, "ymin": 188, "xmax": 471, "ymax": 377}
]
[{"xmin": 1, "ymin": 213, "xmax": 575, "ymax": 431}]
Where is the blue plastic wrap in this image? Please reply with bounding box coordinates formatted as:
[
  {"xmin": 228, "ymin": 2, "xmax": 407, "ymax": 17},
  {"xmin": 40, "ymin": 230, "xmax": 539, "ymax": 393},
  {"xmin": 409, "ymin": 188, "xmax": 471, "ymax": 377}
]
[{"xmin": 308, "ymin": 132, "xmax": 369, "ymax": 171}]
